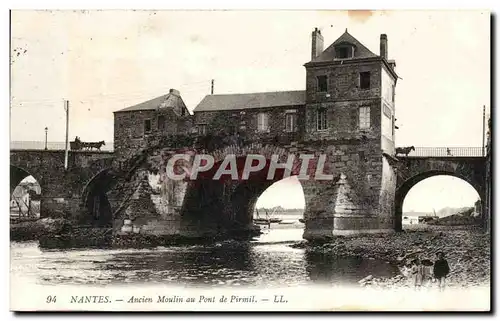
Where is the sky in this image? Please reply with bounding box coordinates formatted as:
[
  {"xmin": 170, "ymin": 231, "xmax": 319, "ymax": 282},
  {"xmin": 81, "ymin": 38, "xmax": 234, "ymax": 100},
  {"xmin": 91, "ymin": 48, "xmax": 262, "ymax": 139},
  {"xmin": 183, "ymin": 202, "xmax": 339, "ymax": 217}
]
[{"xmin": 10, "ymin": 10, "xmax": 489, "ymax": 211}]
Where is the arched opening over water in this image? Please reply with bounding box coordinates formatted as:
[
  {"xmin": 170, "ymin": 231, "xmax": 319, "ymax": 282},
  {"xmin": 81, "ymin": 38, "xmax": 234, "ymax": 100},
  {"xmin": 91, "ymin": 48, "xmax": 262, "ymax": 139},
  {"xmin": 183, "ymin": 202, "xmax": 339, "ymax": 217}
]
[
  {"xmin": 10, "ymin": 166, "xmax": 41, "ymax": 220},
  {"xmin": 398, "ymin": 175, "xmax": 481, "ymax": 230},
  {"xmin": 253, "ymin": 176, "xmax": 306, "ymax": 240},
  {"xmin": 81, "ymin": 168, "xmax": 116, "ymax": 227}
]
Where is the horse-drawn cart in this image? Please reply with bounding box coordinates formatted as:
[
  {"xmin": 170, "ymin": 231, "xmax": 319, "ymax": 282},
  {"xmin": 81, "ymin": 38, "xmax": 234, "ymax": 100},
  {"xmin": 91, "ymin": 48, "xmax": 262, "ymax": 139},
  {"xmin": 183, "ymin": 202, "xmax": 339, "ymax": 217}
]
[
  {"xmin": 70, "ymin": 140, "xmax": 81, "ymax": 150},
  {"xmin": 70, "ymin": 138, "xmax": 106, "ymax": 151}
]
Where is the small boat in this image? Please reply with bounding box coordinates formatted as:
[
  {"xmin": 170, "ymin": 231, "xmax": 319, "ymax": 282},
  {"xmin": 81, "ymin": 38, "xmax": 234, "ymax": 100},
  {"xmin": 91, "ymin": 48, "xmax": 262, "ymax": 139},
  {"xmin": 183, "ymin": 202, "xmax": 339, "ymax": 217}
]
[
  {"xmin": 298, "ymin": 218, "xmax": 305, "ymax": 223},
  {"xmin": 278, "ymin": 220, "xmax": 295, "ymax": 225},
  {"xmin": 254, "ymin": 208, "xmax": 282, "ymax": 224},
  {"xmin": 254, "ymin": 218, "xmax": 271, "ymax": 225}
]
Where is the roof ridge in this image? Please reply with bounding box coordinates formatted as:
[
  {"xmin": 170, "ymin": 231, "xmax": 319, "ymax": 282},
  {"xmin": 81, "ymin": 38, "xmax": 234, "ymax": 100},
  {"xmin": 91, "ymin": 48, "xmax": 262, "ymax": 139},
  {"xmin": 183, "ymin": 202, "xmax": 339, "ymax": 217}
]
[
  {"xmin": 114, "ymin": 91, "xmax": 182, "ymax": 113},
  {"xmin": 310, "ymin": 30, "xmax": 378, "ymax": 63},
  {"xmin": 208, "ymin": 89, "xmax": 305, "ymax": 97},
  {"xmin": 194, "ymin": 90, "xmax": 306, "ymax": 112}
]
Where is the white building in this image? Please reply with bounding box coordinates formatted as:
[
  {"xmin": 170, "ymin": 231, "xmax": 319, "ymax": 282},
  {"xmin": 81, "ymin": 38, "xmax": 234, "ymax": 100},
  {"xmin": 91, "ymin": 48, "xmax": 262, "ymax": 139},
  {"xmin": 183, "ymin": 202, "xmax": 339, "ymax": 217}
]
[{"xmin": 402, "ymin": 215, "xmax": 419, "ymax": 225}]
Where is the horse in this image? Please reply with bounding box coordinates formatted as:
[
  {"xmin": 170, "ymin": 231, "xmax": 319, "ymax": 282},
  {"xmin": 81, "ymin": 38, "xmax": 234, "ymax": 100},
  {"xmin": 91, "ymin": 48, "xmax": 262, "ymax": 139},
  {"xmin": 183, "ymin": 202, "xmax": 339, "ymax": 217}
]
[
  {"xmin": 395, "ymin": 146, "xmax": 415, "ymax": 157},
  {"xmin": 82, "ymin": 141, "xmax": 106, "ymax": 151}
]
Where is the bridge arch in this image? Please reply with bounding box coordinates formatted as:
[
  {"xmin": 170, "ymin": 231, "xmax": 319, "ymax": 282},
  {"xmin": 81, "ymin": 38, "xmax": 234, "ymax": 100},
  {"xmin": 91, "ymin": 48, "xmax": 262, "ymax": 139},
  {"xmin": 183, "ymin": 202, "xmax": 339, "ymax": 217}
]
[
  {"xmin": 80, "ymin": 167, "xmax": 116, "ymax": 227},
  {"xmin": 141, "ymin": 142, "xmax": 320, "ymax": 236},
  {"xmin": 10, "ymin": 165, "xmax": 40, "ymax": 195},
  {"xmin": 10, "ymin": 165, "xmax": 42, "ymax": 219},
  {"xmin": 395, "ymin": 163, "xmax": 485, "ymax": 231}
]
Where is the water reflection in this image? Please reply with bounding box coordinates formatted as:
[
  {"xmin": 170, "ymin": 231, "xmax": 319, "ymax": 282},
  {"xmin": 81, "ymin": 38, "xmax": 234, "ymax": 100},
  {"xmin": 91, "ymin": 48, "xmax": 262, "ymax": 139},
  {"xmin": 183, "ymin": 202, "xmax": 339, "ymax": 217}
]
[
  {"xmin": 305, "ymin": 250, "xmax": 399, "ymax": 284},
  {"xmin": 10, "ymin": 229, "xmax": 399, "ymax": 288}
]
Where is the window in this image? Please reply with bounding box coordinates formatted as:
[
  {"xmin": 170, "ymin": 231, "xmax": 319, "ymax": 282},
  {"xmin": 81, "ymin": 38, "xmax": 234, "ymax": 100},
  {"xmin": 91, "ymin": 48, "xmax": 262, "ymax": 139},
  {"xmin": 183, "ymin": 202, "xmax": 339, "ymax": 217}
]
[
  {"xmin": 392, "ymin": 115, "xmax": 395, "ymax": 138},
  {"xmin": 359, "ymin": 72, "xmax": 371, "ymax": 89},
  {"xmin": 285, "ymin": 112, "xmax": 297, "ymax": 132},
  {"xmin": 336, "ymin": 46, "xmax": 353, "ymax": 59},
  {"xmin": 359, "ymin": 107, "xmax": 370, "ymax": 129},
  {"xmin": 317, "ymin": 75, "xmax": 328, "ymax": 92},
  {"xmin": 198, "ymin": 124, "xmax": 207, "ymax": 135},
  {"xmin": 144, "ymin": 119, "xmax": 152, "ymax": 134},
  {"xmin": 181, "ymin": 108, "xmax": 186, "ymax": 116},
  {"xmin": 383, "ymin": 104, "xmax": 392, "ymax": 119},
  {"xmin": 316, "ymin": 109, "xmax": 327, "ymax": 131},
  {"xmin": 392, "ymin": 84, "xmax": 395, "ymax": 102},
  {"xmin": 257, "ymin": 112, "xmax": 269, "ymax": 132},
  {"xmin": 359, "ymin": 151, "xmax": 365, "ymax": 162},
  {"xmin": 157, "ymin": 115, "xmax": 165, "ymax": 130}
]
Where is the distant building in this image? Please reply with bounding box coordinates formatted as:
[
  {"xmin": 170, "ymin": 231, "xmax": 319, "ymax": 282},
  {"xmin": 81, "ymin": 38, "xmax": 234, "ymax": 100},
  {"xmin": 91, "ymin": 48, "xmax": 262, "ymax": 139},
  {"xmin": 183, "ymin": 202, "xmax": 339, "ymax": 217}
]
[
  {"xmin": 402, "ymin": 215, "xmax": 419, "ymax": 225},
  {"xmin": 10, "ymin": 181, "xmax": 41, "ymax": 215}
]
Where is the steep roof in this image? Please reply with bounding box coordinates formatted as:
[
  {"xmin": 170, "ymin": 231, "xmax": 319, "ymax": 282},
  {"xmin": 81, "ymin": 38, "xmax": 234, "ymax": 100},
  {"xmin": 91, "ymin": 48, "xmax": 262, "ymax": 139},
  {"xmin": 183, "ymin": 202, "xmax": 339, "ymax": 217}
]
[
  {"xmin": 114, "ymin": 89, "xmax": 187, "ymax": 113},
  {"xmin": 311, "ymin": 30, "xmax": 378, "ymax": 63},
  {"xmin": 194, "ymin": 90, "xmax": 305, "ymax": 112}
]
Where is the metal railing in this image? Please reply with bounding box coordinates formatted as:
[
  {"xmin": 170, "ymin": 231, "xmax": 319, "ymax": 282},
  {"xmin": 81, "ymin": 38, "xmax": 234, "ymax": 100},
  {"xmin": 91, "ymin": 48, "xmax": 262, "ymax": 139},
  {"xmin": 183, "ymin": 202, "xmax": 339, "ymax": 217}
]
[
  {"xmin": 10, "ymin": 141, "xmax": 114, "ymax": 152},
  {"xmin": 397, "ymin": 147, "xmax": 486, "ymax": 158}
]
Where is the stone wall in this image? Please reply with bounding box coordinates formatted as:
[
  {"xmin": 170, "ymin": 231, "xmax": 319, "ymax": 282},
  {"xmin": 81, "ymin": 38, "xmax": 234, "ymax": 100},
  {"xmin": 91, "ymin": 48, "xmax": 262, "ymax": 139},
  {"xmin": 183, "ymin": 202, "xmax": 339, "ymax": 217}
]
[
  {"xmin": 114, "ymin": 110, "xmax": 155, "ymax": 156},
  {"xmin": 193, "ymin": 105, "xmax": 305, "ymax": 144},
  {"xmin": 305, "ymin": 61, "xmax": 382, "ymax": 103},
  {"xmin": 301, "ymin": 140, "xmax": 390, "ymax": 238},
  {"xmin": 114, "ymin": 109, "xmax": 193, "ymax": 160}
]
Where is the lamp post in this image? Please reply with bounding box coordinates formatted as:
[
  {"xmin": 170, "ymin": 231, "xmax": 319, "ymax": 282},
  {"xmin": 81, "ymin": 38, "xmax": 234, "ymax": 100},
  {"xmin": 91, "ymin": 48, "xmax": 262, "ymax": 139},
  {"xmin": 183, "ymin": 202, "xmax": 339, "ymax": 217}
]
[{"xmin": 44, "ymin": 127, "xmax": 48, "ymax": 150}]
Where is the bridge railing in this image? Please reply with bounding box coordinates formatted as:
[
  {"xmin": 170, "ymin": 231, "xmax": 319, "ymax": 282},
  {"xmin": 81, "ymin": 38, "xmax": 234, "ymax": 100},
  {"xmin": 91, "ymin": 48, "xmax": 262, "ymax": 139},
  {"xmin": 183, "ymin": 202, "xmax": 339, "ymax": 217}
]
[
  {"xmin": 10, "ymin": 141, "xmax": 114, "ymax": 152},
  {"xmin": 399, "ymin": 147, "xmax": 486, "ymax": 158}
]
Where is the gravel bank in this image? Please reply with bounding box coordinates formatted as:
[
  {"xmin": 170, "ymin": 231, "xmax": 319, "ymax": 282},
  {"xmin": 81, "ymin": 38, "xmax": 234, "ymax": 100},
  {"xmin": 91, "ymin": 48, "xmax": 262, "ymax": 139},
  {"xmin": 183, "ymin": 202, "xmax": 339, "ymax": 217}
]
[{"xmin": 290, "ymin": 225, "xmax": 490, "ymax": 289}]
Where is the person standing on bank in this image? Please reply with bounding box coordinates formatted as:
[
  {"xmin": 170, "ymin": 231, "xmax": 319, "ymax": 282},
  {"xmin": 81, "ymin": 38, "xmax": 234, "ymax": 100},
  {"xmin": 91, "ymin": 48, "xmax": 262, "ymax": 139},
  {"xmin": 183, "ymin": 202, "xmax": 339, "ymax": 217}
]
[
  {"xmin": 411, "ymin": 259, "xmax": 424, "ymax": 290},
  {"xmin": 433, "ymin": 252, "xmax": 450, "ymax": 291}
]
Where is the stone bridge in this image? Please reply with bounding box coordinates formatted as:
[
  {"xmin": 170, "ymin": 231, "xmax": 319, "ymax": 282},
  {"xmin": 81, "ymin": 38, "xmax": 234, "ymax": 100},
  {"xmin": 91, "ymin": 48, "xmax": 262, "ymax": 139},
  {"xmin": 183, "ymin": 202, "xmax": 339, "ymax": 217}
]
[
  {"xmin": 10, "ymin": 142, "xmax": 490, "ymax": 240},
  {"xmin": 10, "ymin": 150, "xmax": 114, "ymax": 224},
  {"xmin": 393, "ymin": 154, "xmax": 487, "ymax": 231},
  {"xmin": 103, "ymin": 139, "xmax": 387, "ymax": 240}
]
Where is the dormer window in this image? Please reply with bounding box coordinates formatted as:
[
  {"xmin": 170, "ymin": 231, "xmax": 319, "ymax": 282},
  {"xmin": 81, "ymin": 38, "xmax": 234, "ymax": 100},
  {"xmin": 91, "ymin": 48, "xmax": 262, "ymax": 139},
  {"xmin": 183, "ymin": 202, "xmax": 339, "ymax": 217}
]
[{"xmin": 335, "ymin": 44, "xmax": 354, "ymax": 59}]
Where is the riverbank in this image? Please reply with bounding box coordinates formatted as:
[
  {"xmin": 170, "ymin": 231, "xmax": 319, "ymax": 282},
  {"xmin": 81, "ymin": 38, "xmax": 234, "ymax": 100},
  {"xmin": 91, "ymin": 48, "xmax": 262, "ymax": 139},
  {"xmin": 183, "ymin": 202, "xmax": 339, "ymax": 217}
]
[
  {"xmin": 10, "ymin": 218, "xmax": 71, "ymax": 241},
  {"xmin": 291, "ymin": 225, "xmax": 490, "ymax": 289}
]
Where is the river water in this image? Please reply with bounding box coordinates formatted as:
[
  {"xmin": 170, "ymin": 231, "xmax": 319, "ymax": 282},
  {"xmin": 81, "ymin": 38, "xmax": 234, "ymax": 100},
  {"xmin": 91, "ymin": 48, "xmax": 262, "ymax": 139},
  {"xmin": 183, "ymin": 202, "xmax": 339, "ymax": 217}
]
[{"xmin": 10, "ymin": 228, "xmax": 399, "ymax": 288}]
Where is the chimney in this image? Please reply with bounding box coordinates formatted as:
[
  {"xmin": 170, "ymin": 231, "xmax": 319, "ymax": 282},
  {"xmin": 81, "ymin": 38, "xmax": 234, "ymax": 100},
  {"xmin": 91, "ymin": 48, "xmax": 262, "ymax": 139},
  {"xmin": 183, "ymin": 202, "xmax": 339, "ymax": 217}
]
[
  {"xmin": 311, "ymin": 28, "xmax": 324, "ymax": 60},
  {"xmin": 380, "ymin": 34, "xmax": 388, "ymax": 59},
  {"xmin": 169, "ymin": 88, "xmax": 180, "ymax": 96}
]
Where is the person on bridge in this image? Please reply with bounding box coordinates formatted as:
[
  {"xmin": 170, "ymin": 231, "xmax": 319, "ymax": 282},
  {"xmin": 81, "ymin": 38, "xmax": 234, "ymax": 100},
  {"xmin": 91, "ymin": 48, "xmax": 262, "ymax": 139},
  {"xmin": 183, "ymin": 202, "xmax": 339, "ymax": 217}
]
[{"xmin": 433, "ymin": 252, "xmax": 450, "ymax": 292}]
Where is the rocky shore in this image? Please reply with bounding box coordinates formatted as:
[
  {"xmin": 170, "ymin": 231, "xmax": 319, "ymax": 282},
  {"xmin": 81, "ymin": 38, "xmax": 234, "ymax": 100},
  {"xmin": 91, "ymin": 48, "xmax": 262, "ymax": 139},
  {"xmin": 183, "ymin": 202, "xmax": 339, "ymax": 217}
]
[
  {"xmin": 10, "ymin": 218, "xmax": 71, "ymax": 241},
  {"xmin": 12, "ymin": 218, "xmax": 262, "ymax": 249},
  {"xmin": 291, "ymin": 225, "xmax": 490, "ymax": 289}
]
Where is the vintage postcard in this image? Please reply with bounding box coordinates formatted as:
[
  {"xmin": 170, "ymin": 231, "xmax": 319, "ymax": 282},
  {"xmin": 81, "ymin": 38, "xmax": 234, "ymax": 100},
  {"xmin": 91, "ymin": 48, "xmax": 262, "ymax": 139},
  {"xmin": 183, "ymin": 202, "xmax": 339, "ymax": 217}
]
[{"xmin": 9, "ymin": 9, "xmax": 491, "ymax": 312}]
